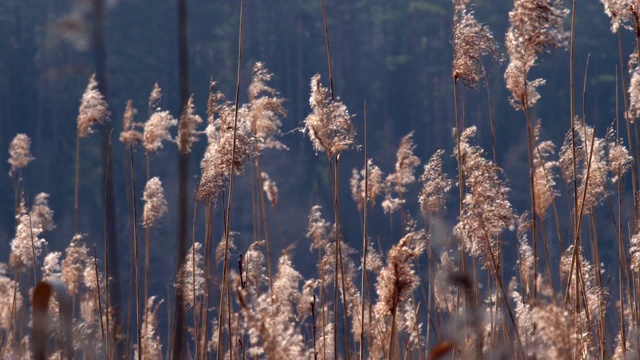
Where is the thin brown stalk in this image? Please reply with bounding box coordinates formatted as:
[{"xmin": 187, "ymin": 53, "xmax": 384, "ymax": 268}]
[
  {"xmin": 484, "ymin": 72, "xmax": 498, "ymax": 165},
  {"xmin": 74, "ymin": 134, "xmax": 81, "ymax": 235},
  {"xmin": 217, "ymin": 4, "xmax": 243, "ymax": 358},
  {"xmin": 360, "ymin": 100, "xmax": 368, "ymax": 360},
  {"xmin": 255, "ymin": 156, "xmax": 274, "ymax": 293},
  {"xmin": 129, "ymin": 145, "xmax": 142, "ymax": 360},
  {"xmin": 564, "ymin": 125, "xmax": 597, "ymax": 306},
  {"xmin": 321, "ymin": 0, "xmax": 335, "ymax": 100},
  {"xmin": 104, "ymin": 130, "xmax": 112, "ymax": 358},
  {"xmin": 144, "ymin": 153, "xmax": 150, "ymax": 306},
  {"xmin": 617, "ymin": 31, "xmax": 638, "ymax": 225},
  {"xmin": 93, "ymin": 245, "xmax": 106, "ymax": 355}
]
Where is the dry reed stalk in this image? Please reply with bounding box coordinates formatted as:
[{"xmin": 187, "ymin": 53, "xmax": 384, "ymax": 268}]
[
  {"xmin": 359, "ymin": 100, "xmax": 368, "ymax": 360},
  {"xmin": 92, "ymin": 245, "xmax": 106, "ymax": 356},
  {"xmin": 129, "ymin": 145, "xmax": 142, "ymax": 360},
  {"xmin": 217, "ymin": 4, "xmax": 244, "ymax": 358}
]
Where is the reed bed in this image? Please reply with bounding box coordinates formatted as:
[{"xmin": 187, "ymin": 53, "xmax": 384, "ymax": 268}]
[{"xmin": 5, "ymin": 0, "xmax": 640, "ymax": 359}]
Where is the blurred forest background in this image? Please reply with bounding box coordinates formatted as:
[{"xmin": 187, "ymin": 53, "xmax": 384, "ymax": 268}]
[{"xmin": 0, "ymin": 0, "xmax": 632, "ymax": 322}]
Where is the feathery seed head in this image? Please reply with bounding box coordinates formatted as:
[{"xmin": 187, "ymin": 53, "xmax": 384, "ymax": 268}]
[
  {"xmin": 142, "ymin": 177, "xmax": 168, "ymax": 228},
  {"xmin": 375, "ymin": 230, "xmax": 427, "ymax": 315},
  {"xmin": 141, "ymin": 296, "xmax": 163, "ymax": 360},
  {"xmin": 119, "ymin": 100, "xmax": 142, "ymax": 145},
  {"xmin": 389, "ymin": 131, "xmax": 421, "ymax": 194},
  {"xmin": 61, "ymin": 234, "xmax": 89, "ymax": 297},
  {"xmin": 177, "ymin": 95, "xmax": 203, "ymax": 154},
  {"xmin": 31, "ymin": 192, "xmax": 55, "ymax": 232},
  {"xmin": 261, "ymin": 172, "xmax": 279, "ymax": 208},
  {"xmin": 77, "ymin": 74, "xmax": 110, "ymax": 138},
  {"xmin": 607, "ymin": 129, "xmax": 632, "ymax": 182},
  {"xmin": 176, "ymin": 242, "xmax": 204, "ymax": 309},
  {"xmin": 504, "ymin": 0, "xmax": 568, "ymax": 109},
  {"xmin": 148, "ymin": 83, "xmax": 162, "ymax": 114},
  {"xmin": 452, "ymin": 0, "xmax": 500, "ymax": 88},
  {"xmin": 10, "ymin": 199, "xmax": 46, "ymax": 270},
  {"xmin": 42, "ymin": 252, "xmax": 62, "ymax": 281},
  {"xmin": 454, "ymin": 126, "xmax": 516, "ymax": 274},
  {"xmin": 143, "ymin": 110, "xmax": 177, "ymax": 154},
  {"xmin": 306, "ymin": 205, "xmax": 330, "ymax": 251},
  {"xmin": 419, "ymin": 149, "xmax": 453, "ymax": 218},
  {"xmin": 304, "ymin": 74, "xmax": 356, "ymax": 156},
  {"xmin": 350, "ymin": 159, "xmax": 384, "ymax": 211},
  {"xmin": 532, "ymin": 123, "xmax": 558, "ymax": 217},
  {"xmin": 8, "ymin": 134, "xmax": 34, "ymax": 176}
]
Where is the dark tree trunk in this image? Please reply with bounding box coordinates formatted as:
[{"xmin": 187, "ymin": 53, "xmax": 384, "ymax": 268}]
[
  {"xmin": 92, "ymin": 0, "xmax": 123, "ymax": 356},
  {"xmin": 173, "ymin": 0, "xmax": 190, "ymax": 357}
]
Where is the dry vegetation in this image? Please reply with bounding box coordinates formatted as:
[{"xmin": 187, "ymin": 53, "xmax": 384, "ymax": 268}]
[{"xmin": 6, "ymin": 0, "xmax": 640, "ymax": 359}]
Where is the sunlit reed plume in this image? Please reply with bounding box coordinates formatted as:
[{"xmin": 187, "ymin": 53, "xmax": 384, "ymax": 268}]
[
  {"xmin": 516, "ymin": 214, "xmax": 534, "ymax": 296},
  {"xmin": 119, "ymin": 100, "xmax": 142, "ymax": 145},
  {"xmin": 176, "ymin": 242, "xmax": 204, "ymax": 309},
  {"xmin": 61, "ymin": 234, "xmax": 89, "ymax": 297},
  {"xmin": 245, "ymin": 240, "xmax": 268, "ymax": 297},
  {"xmin": 419, "ymin": 149, "xmax": 453, "ymax": 218},
  {"xmin": 452, "ymin": 0, "xmax": 500, "ymax": 88},
  {"xmin": 30, "ymin": 192, "xmax": 55, "ymax": 232},
  {"xmin": 148, "ymin": 83, "xmax": 162, "ymax": 114},
  {"xmin": 306, "ymin": 205, "xmax": 331, "ymax": 251},
  {"xmin": 607, "ymin": 128, "xmax": 632, "ymax": 182},
  {"xmin": 382, "ymin": 132, "xmax": 421, "ymax": 214},
  {"xmin": 77, "ymin": 74, "xmax": 110, "ymax": 138},
  {"xmin": 350, "ymin": 159, "xmax": 384, "ymax": 212},
  {"xmin": 198, "ymin": 95, "xmax": 255, "ymax": 203},
  {"xmin": 304, "ymin": 74, "xmax": 355, "ymax": 157},
  {"xmin": 244, "ymin": 62, "xmax": 287, "ymax": 151},
  {"xmin": 143, "ymin": 111, "xmax": 177, "ymax": 154},
  {"xmin": 10, "ymin": 199, "xmax": 46, "ymax": 270},
  {"xmin": 261, "ymin": 172, "xmax": 279, "ymax": 208},
  {"xmin": 454, "ymin": 126, "xmax": 516, "ymax": 274},
  {"xmin": 576, "ymin": 122, "xmax": 609, "ymax": 213},
  {"xmin": 177, "ymin": 95, "xmax": 203, "ymax": 154},
  {"xmin": 42, "ymin": 252, "xmax": 62, "ymax": 281},
  {"xmin": 8, "ymin": 134, "xmax": 34, "ymax": 176},
  {"xmin": 532, "ymin": 122, "xmax": 558, "ymax": 218},
  {"xmin": 0, "ymin": 266, "xmax": 22, "ymax": 331},
  {"xmin": 600, "ymin": 0, "xmax": 639, "ymax": 33},
  {"xmin": 628, "ymin": 52, "xmax": 640, "ymax": 122},
  {"xmin": 140, "ymin": 296, "xmax": 163, "ymax": 360},
  {"xmin": 142, "ymin": 177, "xmax": 168, "ymax": 228},
  {"xmin": 374, "ymin": 229, "xmax": 427, "ymax": 316},
  {"xmin": 504, "ymin": 0, "xmax": 568, "ymax": 109}
]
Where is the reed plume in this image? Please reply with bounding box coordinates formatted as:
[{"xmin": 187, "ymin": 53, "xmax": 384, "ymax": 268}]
[
  {"xmin": 419, "ymin": 149, "xmax": 453, "ymax": 218},
  {"xmin": 8, "ymin": 134, "xmax": 34, "ymax": 176},
  {"xmin": 452, "ymin": 0, "xmax": 500, "ymax": 89},
  {"xmin": 139, "ymin": 296, "xmax": 163, "ymax": 360},
  {"xmin": 30, "ymin": 193, "xmax": 55, "ymax": 232},
  {"xmin": 261, "ymin": 172, "xmax": 278, "ymax": 208},
  {"xmin": 143, "ymin": 111, "xmax": 177, "ymax": 154},
  {"xmin": 382, "ymin": 132, "xmax": 420, "ymax": 215},
  {"xmin": 176, "ymin": 242, "xmax": 204, "ymax": 309},
  {"xmin": 10, "ymin": 199, "xmax": 46, "ymax": 271},
  {"xmin": 350, "ymin": 159, "xmax": 383, "ymax": 212},
  {"xmin": 77, "ymin": 74, "xmax": 110, "ymax": 138},
  {"xmin": 142, "ymin": 177, "xmax": 168, "ymax": 229},
  {"xmin": 119, "ymin": 100, "xmax": 142, "ymax": 145},
  {"xmin": 61, "ymin": 234, "xmax": 89, "ymax": 298},
  {"xmin": 243, "ymin": 62, "xmax": 287, "ymax": 151},
  {"xmin": 177, "ymin": 96, "xmax": 203, "ymax": 155},
  {"xmin": 454, "ymin": 126, "xmax": 516, "ymax": 274},
  {"xmin": 504, "ymin": 0, "xmax": 568, "ymax": 109},
  {"xmin": 304, "ymin": 74, "xmax": 355, "ymax": 157},
  {"xmin": 532, "ymin": 123, "xmax": 558, "ymax": 218}
]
